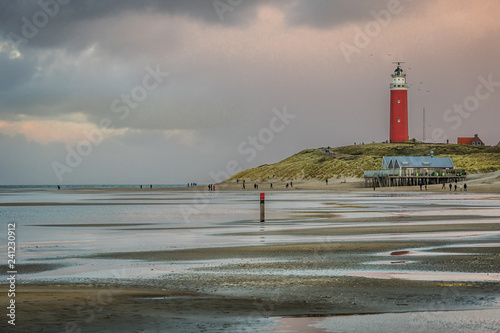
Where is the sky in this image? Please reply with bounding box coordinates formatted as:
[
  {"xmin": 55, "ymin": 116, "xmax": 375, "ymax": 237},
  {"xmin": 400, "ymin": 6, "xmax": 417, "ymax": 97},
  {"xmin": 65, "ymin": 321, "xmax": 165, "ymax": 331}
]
[{"xmin": 0, "ymin": 0, "xmax": 499, "ymax": 185}]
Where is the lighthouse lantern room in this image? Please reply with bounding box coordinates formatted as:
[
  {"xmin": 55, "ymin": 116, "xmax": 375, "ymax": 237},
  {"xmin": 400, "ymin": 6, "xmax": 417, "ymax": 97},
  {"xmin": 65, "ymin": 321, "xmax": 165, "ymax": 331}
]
[{"xmin": 390, "ymin": 62, "xmax": 409, "ymax": 143}]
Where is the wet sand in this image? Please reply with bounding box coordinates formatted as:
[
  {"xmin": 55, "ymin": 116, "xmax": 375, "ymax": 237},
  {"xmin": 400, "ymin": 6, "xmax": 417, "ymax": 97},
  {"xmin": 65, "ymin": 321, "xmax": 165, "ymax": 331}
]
[
  {"xmin": 3, "ymin": 278, "xmax": 498, "ymax": 332},
  {"xmin": 3, "ymin": 236, "xmax": 499, "ymax": 332},
  {"xmin": 1, "ymin": 188, "xmax": 500, "ymax": 332}
]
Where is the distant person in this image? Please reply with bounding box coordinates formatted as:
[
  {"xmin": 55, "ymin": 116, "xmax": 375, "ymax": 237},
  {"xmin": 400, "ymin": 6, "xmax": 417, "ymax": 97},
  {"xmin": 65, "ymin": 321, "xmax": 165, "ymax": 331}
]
[
  {"xmin": 270, "ymin": 183, "xmax": 273, "ymax": 189},
  {"xmin": 213, "ymin": 185, "xmax": 215, "ymax": 191},
  {"xmin": 208, "ymin": 184, "xmax": 211, "ymax": 191},
  {"xmin": 326, "ymin": 178, "xmax": 328, "ymax": 185},
  {"xmin": 442, "ymin": 183, "xmax": 446, "ymax": 190},
  {"xmin": 460, "ymin": 184, "xmax": 463, "ymax": 191},
  {"xmin": 140, "ymin": 185, "xmax": 142, "ymax": 189},
  {"xmin": 464, "ymin": 183, "xmax": 467, "ymax": 191},
  {"xmin": 150, "ymin": 185, "xmax": 152, "ymax": 189},
  {"xmin": 187, "ymin": 183, "xmax": 190, "ymax": 188},
  {"xmin": 242, "ymin": 183, "xmax": 245, "ymax": 190},
  {"xmin": 425, "ymin": 184, "xmax": 427, "ymax": 191},
  {"xmin": 420, "ymin": 183, "xmax": 423, "ymax": 191},
  {"xmin": 290, "ymin": 181, "xmax": 293, "ymax": 187},
  {"xmin": 237, "ymin": 179, "xmax": 239, "ymax": 184},
  {"xmin": 57, "ymin": 185, "xmax": 60, "ymax": 190},
  {"xmin": 286, "ymin": 183, "xmax": 289, "ymax": 189},
  {"xmin": 454, "ymin": 184, "xmax": 457, "ymax": 191},
  {"xmin": 449, "ymin": 183, "xmax": 452, "ymax": 191}
]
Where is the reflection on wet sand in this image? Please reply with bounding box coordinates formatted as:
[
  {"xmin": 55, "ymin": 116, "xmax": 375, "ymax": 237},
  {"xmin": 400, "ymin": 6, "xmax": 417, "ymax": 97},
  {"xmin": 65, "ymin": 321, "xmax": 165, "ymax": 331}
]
[{"xmin": 1, "ymin": 190, "xmax": 499, "ymax": 332}]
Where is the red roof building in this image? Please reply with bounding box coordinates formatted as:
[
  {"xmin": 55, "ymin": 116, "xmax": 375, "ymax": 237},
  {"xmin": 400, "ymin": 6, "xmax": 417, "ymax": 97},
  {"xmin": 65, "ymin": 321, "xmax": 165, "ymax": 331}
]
[{"xmin": 457, "ymin": 134, "xmax": 484, "ymax": 146}]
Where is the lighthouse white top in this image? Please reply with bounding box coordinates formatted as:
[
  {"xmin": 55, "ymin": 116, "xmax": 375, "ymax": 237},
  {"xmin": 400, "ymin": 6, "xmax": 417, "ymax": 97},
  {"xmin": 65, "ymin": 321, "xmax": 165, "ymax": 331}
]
[{"xmin": 390, "ymin": 64, "xmax": 408, "ymax": 91}]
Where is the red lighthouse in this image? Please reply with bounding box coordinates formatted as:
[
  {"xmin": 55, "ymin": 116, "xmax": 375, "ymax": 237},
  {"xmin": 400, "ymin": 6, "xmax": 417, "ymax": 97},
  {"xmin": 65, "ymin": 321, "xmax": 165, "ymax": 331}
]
[{"xmin": 390, "ymin": 62, "xmax": 409, "ymax": 143}]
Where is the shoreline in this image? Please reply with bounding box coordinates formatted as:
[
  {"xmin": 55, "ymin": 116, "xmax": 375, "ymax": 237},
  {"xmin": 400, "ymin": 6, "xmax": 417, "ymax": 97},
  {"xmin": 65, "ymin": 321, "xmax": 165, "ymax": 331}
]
[
  {"xmin": 3, "ymin": 180, "xmax": 500, "ymax": 194},
  {"xmin": 2, "ymin": 169, "xmax": 497, "ymax": 193}
]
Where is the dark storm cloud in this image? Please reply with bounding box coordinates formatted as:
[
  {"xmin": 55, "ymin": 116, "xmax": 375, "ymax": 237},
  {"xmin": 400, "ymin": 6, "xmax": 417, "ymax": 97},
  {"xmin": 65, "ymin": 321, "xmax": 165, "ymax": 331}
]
[
  {"xmin": 285, "ymin": 0, "xmax": 423, "ymax": 28},
  {"xmin": 0, "ymin": 52, "xmax": 37, "ymax": 92},
  {"xmin": 0, "ymin": 0, "xmax": 268, "ymax": 50}
]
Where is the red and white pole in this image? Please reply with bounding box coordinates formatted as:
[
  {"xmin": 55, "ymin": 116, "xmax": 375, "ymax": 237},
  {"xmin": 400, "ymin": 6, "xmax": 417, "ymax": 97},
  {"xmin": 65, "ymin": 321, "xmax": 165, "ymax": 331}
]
[{"xmin": 260, "ymin": 193, "xmax": 265, "ymax": 222}]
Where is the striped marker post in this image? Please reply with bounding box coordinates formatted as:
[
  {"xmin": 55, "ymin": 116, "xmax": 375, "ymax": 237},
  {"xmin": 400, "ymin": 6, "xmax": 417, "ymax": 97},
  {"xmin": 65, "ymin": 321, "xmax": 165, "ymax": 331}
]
[{"xmin": 260, "ymin": 193, "xmax": 265, "ymax": 222}]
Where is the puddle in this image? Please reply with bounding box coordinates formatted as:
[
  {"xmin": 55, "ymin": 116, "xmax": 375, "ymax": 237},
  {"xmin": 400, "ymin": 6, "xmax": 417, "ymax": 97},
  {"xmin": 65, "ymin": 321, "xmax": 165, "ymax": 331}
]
[
  {"xmin": 367, "ymin": 260, "xmax": 417, "ymax": 265},
  {"xmin": 310, "ymin": 309, "xmax": 500, "ymax": 333},
  {"xmin": 391, "ymin": 250, "xmax": 410, "ymax": 255},
  {"xmin": 451, "ymin": 243, "xmax": 500, "ymax": 248},
  {"xmin": 272, "ymin": 317, "xmax": 329, "ymax": 332},
  {"xmin": 377, "ymin": 250, "xmax": 468, "ymax": 256},
  {"xmin": 348, "ymin": 271, "xmax": 500, "ymax": 282}
]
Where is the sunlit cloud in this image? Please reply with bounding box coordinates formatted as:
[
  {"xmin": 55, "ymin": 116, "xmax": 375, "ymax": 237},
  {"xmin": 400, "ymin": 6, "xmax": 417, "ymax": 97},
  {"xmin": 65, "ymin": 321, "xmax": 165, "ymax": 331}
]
[{"xmin": 0, "ymin": 113, "xmax": 115, "ymax": 145}]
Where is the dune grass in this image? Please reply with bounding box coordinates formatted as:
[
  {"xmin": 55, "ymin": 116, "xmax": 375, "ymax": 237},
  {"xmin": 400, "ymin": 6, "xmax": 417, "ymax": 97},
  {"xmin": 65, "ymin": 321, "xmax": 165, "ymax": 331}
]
[{"xmin": 226, "ymin": 142, "xmax": 500, "ymax": 182}]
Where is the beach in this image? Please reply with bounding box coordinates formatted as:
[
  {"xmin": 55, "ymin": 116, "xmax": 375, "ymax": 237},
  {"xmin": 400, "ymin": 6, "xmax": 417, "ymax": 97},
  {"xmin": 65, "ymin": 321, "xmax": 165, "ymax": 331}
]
[{"xmin": 1, "ymin": 179, "xmax": 500, "ymax": 332}]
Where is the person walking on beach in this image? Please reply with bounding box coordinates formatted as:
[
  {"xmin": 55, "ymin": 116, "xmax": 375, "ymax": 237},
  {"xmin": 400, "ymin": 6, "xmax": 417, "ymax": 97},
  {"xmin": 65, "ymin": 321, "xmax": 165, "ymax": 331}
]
[
  {"xmin": 290, "ymin": 181, "xmax": 293, "ymax": 187},
  {"xmin": 270, "ymin": 183, "xmax": 273, "ymax": 189},
  {"xmin": 286, "ymin": 183, "xmax": 289, "ymax": 189},
  {"xmin": 242, "ymin": 183, "xmax": 245, "ymax": 190},
  {"xmin": 464, "ymin": 183, "xmax": 468, "ymax": 191},
  {"xmin": 449, "ymin": 183, "xmax": 452, "ymax": 191},
  {"xmin": 454, "ymin": 184, "xmax": 457, "ymax": 191}
]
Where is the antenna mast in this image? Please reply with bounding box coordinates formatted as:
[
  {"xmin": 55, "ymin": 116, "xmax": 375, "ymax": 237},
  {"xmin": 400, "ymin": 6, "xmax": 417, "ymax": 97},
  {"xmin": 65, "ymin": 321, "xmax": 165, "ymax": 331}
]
[{"xmin": 423, "ymin": 107, "xmax": 426, "ymax": 142}]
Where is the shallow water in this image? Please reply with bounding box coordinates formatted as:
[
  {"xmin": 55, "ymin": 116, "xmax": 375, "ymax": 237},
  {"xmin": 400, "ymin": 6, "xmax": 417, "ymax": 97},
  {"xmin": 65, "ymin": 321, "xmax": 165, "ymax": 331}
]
[
  {"xmin": 1, "ymin": 189, "xmax": 500, "ymax": 283},
  {"xmin": 271, "ymin": 308, "xmax": 500, "ymax": 333},
  {"xmin": 2, "ymin": 189, "xmax": 500, "ymax": 332}
]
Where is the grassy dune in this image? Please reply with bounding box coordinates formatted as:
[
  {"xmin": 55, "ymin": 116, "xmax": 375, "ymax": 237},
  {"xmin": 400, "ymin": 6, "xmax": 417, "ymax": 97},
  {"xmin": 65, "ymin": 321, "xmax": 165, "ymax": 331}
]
[{"xmin": 226, "ymin": 142, "xmax": 500, "ymax": 182}]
